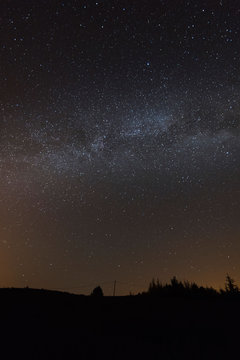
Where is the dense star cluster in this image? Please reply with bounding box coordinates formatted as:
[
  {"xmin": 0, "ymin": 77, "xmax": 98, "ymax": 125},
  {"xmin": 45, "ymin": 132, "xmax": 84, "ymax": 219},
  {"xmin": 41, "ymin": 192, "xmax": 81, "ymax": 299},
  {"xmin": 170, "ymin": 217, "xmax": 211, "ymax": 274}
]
[{"xmin": 0, "ymin": 0, "xmax": 239, "ymax": 294}]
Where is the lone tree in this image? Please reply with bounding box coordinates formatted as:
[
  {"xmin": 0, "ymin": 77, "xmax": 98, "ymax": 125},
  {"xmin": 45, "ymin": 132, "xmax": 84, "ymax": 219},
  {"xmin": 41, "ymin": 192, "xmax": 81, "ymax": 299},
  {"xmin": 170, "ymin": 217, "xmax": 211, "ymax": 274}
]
[
  {"xmin": 91, "ymin": 286, "xmax": 104, "ymax": 297},
  {"xmin": 225, "ymin": 274, "xmax": 239, "ymax": 294}
]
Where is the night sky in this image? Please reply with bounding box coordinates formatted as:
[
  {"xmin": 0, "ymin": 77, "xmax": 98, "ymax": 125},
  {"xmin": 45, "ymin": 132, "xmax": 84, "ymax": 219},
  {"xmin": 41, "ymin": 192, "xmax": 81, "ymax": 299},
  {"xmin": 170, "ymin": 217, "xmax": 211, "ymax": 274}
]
[{"xmin": 1, "ymin": 0, "xmax": 240, "ymax": 295}]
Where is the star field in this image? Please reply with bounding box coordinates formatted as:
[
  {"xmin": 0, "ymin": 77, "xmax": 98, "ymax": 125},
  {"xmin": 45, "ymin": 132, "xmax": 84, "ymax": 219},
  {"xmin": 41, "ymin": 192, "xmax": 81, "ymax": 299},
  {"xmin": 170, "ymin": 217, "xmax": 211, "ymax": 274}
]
[{"xmin": 0, "ymin": 0, "xmax": 240, "ymax": 294}]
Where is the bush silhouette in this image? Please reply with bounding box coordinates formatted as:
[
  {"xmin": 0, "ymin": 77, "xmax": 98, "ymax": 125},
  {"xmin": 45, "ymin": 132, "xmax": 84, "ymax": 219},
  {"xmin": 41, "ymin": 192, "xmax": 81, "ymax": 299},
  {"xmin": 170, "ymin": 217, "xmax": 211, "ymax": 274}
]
[{"xmin": 91, "ymin": 286, "xmax": 103, "ymax": 297}]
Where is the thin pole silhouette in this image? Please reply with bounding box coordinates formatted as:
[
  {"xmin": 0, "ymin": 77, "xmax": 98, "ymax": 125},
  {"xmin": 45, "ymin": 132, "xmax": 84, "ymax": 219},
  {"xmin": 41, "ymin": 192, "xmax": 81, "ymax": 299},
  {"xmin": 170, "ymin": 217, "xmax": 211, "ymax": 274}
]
[{"xmin": 113, "ymin": 280, "xmax": 116, "ymax": 296}]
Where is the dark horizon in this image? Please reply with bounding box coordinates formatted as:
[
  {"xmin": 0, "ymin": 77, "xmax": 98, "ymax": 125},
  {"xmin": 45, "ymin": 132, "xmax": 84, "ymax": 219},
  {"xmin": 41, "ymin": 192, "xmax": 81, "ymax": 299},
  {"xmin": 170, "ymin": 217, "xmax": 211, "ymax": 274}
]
[{"xmin": 0, "ymin": 273, "xmax": 238, "ymax": 297}]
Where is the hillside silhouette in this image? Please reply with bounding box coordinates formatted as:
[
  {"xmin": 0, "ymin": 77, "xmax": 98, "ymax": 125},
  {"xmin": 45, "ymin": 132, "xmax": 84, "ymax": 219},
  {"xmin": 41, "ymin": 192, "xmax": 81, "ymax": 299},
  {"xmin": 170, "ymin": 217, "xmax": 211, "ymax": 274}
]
[{"xmin": 0, "ymin": 276, "xmax": 240, "ymax": 359}]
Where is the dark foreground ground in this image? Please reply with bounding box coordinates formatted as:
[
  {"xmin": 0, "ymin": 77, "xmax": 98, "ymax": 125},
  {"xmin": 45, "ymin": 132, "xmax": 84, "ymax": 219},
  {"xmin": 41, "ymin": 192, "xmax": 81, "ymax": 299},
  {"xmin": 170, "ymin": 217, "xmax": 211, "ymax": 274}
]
[{"xmin": 0, "ymin": 288, "xmax": 239, "ymax": 359}]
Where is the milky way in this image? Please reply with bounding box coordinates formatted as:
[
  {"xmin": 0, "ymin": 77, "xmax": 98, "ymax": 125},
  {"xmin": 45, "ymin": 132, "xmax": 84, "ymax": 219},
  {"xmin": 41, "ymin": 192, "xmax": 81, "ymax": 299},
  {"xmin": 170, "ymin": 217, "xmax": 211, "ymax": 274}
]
[{"xmin": 0, "ymin": 0, "xmax": 240, "ymax": 294}]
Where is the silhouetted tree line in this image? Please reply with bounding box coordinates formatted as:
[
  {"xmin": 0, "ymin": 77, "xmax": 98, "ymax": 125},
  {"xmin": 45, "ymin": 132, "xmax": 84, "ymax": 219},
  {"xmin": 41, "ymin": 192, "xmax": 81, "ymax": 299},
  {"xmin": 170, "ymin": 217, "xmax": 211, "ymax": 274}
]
[
  {"xmin": 89, "ymin": 274, "xmax": 239, "ymax": 298},
  {"xmin": 142, "ymin": 274, "xmax": 240, "ymax": 298}
]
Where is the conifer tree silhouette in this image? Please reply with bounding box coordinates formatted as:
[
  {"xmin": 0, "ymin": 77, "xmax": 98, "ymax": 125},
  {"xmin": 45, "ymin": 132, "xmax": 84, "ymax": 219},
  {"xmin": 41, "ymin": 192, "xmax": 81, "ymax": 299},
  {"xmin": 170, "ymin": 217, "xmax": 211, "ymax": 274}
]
[{"xmin": 225, "ymin": 274, "xmax": 239, "ymax": 294}]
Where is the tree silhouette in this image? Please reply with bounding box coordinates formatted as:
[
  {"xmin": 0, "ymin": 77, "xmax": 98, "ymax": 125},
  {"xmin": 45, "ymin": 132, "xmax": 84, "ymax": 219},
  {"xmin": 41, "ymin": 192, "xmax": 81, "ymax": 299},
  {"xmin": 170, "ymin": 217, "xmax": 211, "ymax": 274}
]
[
  {"xmin": 146, "ymin": 276, "xmax": 218, "ymax": 297},
  {"xmin": 225, "ymin": 274, "xmax": 239, "ymax": 294},
  {"xmin": 91, "ymin": 286, "xmax": 104, "ymax": 297}
]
